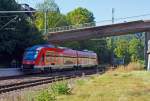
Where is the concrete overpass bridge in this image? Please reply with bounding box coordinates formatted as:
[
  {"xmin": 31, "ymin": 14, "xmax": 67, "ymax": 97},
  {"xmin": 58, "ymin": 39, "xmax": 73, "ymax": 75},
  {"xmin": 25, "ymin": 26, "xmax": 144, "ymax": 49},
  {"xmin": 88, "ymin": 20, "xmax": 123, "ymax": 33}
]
[
  {"xmin": 47, "ymin": 20, "xmax": 150, "ymax": 42},
  {"xmin": 46, "ymin": 20, "xmax": 150, "ymax": 70}
]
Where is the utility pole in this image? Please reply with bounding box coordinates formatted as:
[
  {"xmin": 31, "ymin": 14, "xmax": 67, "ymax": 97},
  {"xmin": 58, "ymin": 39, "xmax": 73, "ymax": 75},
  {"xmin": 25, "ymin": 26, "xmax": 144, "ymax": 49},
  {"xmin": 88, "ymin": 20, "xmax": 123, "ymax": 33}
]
[
  {"xmin": 111, "ymin": 8, "xmax": 115, "ymax": 65},
  {"xmin": 112, "ymin": 8, "xmax": 115, "ymax": 24},
  {"xmin": 44, "ymin": 10, "xmax": 48, "ymax": 34},
  {"xmin": 44, "ymin": 0, "xmax": 47, "ymax": 34}
]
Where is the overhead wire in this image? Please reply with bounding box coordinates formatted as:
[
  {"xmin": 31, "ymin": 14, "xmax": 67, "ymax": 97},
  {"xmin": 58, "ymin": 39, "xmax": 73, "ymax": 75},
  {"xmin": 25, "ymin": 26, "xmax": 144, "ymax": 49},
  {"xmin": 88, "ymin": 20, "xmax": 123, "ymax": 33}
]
[
  {"xmin": 0, "ymin": 15, "xmax": 18, "ymax": 18},
  {"xmin": 1, "ymin": 9, "xmax": 150, "ymax": 31},
  {"xmin": 115, "ymin": 13, "xmax": 150, "ymax": 21}
]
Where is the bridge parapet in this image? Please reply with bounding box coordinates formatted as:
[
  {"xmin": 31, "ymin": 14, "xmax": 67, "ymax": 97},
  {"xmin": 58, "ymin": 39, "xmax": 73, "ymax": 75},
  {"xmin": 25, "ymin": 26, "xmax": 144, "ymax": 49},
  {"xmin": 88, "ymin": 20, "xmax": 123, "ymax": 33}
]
[
  {"xmin": 48, "ymin": 19, "xmax": 127, "ymax": 33},
  {"xmin": 48, "ymin": 22, "xmax": 96, "ymax": 33},
  {"xmin": 47, "ymin": 18, "xmax": 150, "ymax": 34}
]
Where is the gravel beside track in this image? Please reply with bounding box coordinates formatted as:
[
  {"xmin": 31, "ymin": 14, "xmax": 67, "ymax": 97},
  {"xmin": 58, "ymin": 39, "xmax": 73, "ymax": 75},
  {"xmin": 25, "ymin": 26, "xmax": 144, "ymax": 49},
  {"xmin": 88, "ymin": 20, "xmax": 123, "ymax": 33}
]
[{"xmin": 0, "ymin": 66, "xmax": 106, "ymax": 94}]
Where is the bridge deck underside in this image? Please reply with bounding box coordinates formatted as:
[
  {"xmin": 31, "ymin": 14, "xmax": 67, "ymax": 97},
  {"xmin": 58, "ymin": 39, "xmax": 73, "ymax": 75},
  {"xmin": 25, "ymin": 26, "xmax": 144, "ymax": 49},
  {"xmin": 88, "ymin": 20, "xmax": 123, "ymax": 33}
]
[{"xmin": 48, "ymin": 20, "xmax": 150, "ymax": 43}]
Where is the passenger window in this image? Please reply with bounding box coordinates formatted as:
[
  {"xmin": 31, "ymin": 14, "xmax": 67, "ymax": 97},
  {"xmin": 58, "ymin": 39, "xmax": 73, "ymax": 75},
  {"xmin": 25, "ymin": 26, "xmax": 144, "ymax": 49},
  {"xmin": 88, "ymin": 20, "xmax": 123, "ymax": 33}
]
[{"xmin": 46, "ymin": 51, "xmax": 56, "ymax": 63}]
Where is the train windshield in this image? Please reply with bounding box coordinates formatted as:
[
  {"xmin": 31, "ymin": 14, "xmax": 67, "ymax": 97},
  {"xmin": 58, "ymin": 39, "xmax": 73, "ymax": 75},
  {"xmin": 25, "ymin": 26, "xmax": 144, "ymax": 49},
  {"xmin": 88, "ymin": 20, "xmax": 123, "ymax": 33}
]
[{"xmin": 23, "ymin": 51, "xmax": 38, "ymax": 60}]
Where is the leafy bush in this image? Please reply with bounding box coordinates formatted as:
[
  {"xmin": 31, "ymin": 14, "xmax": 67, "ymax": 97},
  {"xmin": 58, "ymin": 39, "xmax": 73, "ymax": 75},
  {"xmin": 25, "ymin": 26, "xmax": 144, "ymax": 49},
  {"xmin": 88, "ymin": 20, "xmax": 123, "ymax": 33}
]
[
  {"xmin": 35, "ymin": 90, "xmax": 56, "ymax": 101},
  {"xmin": 51, "ymin": 82, "xmax": 71, "ymax": 95},
  {"xmin": 138, "ymin": 60, "xmax": 145, "ymax": 67},
  {"xmin": 126, "ymin": 62, "xmax": 145, "ymax": 70},
  {"xmin": 115, "ymin": 62, "xmax": 145, "ymax": 72}
]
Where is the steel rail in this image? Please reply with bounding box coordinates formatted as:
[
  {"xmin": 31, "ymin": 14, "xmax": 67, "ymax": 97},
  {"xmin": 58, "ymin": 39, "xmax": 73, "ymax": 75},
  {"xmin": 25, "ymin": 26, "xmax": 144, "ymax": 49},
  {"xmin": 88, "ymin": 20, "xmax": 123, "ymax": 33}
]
[
  {"xmin": 0, "ymin": 75, "xmax": 74, "ymax": 94},
  {"xmin": 0, "ymin": 68, "xmax": 105, "ymax": 94}
]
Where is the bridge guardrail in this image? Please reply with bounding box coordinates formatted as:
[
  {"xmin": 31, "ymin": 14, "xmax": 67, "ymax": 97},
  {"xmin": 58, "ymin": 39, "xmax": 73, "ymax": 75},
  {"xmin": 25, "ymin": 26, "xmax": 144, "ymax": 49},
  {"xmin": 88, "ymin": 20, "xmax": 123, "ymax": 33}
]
[
  {"xmin": 42, "ymin": 15, "xmax": 150, "ymax": 34},
  {"xmin": 48, "ymin": 22, "xmax": 97, "ymax": 33}
]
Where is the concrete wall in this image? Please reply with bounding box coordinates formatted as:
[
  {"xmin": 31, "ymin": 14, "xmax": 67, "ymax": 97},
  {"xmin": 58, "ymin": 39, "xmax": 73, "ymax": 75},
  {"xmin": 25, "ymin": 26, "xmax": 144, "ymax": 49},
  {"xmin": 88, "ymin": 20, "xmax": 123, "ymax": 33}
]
[{"xmin": 145, "ymin": 32, "xmax": 150, "ymax": 70}]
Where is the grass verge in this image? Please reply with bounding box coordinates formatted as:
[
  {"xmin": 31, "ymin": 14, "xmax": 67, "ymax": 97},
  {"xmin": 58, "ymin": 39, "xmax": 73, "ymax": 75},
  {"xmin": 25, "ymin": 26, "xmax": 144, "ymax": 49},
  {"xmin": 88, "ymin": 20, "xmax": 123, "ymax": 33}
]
[
  {"xmin": 57, "ymin": 71, "xmax": 150, "ymax": 101},
  {"xmin": 21, "ymin": 62, "xmax": 150, "ymax": 101}
]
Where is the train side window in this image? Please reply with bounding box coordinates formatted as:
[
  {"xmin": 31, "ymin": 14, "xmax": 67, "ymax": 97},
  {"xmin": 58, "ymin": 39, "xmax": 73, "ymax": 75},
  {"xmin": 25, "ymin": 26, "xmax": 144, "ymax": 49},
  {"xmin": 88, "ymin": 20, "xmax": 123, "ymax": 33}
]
[{"xmin": 46, "ymin": 51, "xmax": 55, "ymax": 63}]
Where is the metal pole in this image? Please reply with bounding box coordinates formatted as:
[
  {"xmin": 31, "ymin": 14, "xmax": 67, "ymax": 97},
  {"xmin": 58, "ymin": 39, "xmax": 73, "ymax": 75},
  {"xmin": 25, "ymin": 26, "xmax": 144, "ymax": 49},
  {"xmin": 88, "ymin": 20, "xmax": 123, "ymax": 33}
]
[
  {"xmin": 112, "ymin": 8, "xmax": 115, "ymax": 24},
  {"xmin": 145, "ymin": 32, "xmax": 149, "ymax": 70},
  {"xmin": 44, "ymin": 10, "xmax": 47, "ymax": 34},
  {"xmin": 111, "ymin": 8, "xmax": 115, "ymax": 65}
]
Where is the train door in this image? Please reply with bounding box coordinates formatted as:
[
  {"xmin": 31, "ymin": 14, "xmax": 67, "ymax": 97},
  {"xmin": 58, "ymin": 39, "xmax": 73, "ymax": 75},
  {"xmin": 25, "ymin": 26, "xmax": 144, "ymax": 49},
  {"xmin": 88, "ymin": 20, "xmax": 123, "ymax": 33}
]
[
  {"xmin": 54, "ymin": 52, "xmax": 63, "ymax": 69},
  {"xmin": 45, "ymin": 51, "xmax": 51, "ymax": 66},
  {"xmin": 58, "ymin": 53, "xmax": 63, "ymax": 68},
  {"xmin": 76, "ymin": 51, "xmax": 79, "ymax": 67},
  {"xmin": 38, "ymin": 52, "xmax": 45, "ymax": 68}
]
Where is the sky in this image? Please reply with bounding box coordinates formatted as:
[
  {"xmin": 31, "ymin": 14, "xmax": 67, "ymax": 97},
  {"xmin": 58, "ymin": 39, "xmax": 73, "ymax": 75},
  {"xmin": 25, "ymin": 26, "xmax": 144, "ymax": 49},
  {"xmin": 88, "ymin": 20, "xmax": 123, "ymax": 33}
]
[{"xmin": 17, "ymin": 0, "xmax": 150, "ymax": 23}]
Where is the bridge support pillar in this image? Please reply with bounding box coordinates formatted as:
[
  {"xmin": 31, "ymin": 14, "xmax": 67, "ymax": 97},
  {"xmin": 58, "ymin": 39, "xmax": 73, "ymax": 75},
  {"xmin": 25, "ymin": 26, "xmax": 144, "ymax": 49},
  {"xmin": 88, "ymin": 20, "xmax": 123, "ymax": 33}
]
[{"xmin": 145, "ymin": 32, "xmax": 150, "ymax": 70}]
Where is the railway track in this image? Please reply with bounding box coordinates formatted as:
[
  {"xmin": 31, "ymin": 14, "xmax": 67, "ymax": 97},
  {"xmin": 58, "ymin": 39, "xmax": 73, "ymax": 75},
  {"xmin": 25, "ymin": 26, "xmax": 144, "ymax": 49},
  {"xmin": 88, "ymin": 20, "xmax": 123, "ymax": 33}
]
[
  {"xmin": 0, "ymin": 75, "xmax": 74, "ymax": 94},
  {"xmin": 0, "ymin": 67, "xmax": 105, "ymax": 94}
]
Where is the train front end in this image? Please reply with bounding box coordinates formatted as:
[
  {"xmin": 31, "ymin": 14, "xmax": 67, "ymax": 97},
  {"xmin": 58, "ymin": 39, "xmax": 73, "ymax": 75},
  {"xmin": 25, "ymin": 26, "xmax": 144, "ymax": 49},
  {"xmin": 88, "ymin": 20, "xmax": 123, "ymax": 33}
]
[
  {"xmin": 22, "ymin": 44, "xmax": 55, "ymax": 71},
  {"xmin": 22, "ymin": 46, "xmax": 40, "ymax": 70}
]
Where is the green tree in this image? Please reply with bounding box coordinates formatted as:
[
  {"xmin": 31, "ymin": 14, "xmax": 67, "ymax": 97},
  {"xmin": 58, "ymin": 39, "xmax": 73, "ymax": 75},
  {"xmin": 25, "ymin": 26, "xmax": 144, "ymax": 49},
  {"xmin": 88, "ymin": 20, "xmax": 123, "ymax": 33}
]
[
  {"xmin": 61, "ymin": 41, "xmax": 81, "ymax": 50},
  {"xmin": 66, "ymin": 7, "xmax": 95, "ymax": 25},
  {"xmin": 0, "ymin": 0, "xmax": 45, "ymax": 66},
  {"xmin": 114, "ymin": 39, "xmax": 129, "ymax": 63},
  {"xmin": 112, "ymin": 34, "xmax": 144, "ymax": 64},
  {"xmin": 34, "ymin": 12, "xmax": 68, "ymax": 30},
  {"xmin": 34, "ymin": 0, "xmax": 68, "ymax": 31},
  {"xmin": 0, "ymin": 0, "xmax": 19, "ymax": 11},
  {"xmin": 64, "ymin": 7, "xmax": 111, "ymax": 63},
  {"xmin": 37, "ymin": 0, "xmax": 59, "ymax": 12},
  {"xmin": 129, "ymin": 38, "xmax": 144, "ymax": 62},
  {"xmin": 80, "ymin": 39, "xmax": 111, "ymax": 63}
]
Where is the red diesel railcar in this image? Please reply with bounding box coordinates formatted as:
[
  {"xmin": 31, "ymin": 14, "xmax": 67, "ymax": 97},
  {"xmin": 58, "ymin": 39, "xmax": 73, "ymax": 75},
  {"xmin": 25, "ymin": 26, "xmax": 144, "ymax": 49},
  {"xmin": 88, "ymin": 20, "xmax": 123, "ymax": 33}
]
[{"xmin": 22, "ymin": 44, "xmax": 98, "ymax": 71}]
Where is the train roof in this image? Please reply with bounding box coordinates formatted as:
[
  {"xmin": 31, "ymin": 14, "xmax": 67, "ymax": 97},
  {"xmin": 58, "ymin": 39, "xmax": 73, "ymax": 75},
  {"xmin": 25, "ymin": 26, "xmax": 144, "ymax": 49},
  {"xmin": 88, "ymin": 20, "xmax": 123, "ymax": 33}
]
[
  {"xmin": 57, "ymin": 46, "xmax": 70, "ymax": 49},
  {"xmin": 26, "ymin": 44, "xmax": 96, "ymax": 55},
  {"xmin": 82, "ymin": 50, "xmax": 94, "ymax": 53},
  {"xmin": 26, "ymin": 44, "xmax": 55, "ymax": 51}
]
